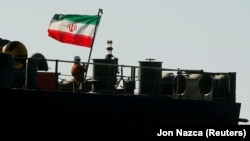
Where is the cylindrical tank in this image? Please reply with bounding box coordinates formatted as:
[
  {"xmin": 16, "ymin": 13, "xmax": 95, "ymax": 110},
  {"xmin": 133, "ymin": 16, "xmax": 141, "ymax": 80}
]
[
  {"xmin": 0, "ymin": 53, "xmax": 14, "ymax": 88},
  {"xmin": 138, "ymin": 61, "xmax": 162, "ymax": 96},
  {"xmin": 92, "ymin": 59, "xmax": 118, "ymax": 93},
  {"xmin": 2, "ymin": 41, "xmax": 28, "ymax": 69},
  {"xmin": 2, "ymin": 41, "xmax": 28, "ymax": 88}
]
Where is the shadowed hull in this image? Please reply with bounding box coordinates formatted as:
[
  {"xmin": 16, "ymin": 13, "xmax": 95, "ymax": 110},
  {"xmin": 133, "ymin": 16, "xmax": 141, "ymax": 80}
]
[{"xmin": 0, "ymin": 88, "xmax": 241, "ymax": 140}]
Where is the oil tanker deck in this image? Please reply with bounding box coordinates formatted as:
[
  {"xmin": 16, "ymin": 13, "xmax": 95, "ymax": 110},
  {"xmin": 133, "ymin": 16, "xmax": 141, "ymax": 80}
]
[{"xmin": 0, "ymin": 39, "xmax": 246, "ymax": 140}]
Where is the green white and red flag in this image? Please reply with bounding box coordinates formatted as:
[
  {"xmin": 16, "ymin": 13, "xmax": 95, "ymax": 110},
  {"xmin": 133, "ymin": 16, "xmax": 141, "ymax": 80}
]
[{"xmin": 48, "ymin": 14, "xmax": 101, "ymax": 48}]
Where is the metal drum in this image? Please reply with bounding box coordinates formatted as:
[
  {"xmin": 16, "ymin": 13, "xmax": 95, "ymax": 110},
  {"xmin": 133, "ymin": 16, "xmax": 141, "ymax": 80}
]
[{"xmin": 92, "ymin": 59, "xmax": 118, "ymax": 93}]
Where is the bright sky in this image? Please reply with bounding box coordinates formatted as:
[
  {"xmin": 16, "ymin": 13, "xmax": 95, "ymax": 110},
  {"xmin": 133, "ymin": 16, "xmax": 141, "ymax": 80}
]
[{"xmin": 1, "ymin": 0, "xmax": 249, "ymax": 124}]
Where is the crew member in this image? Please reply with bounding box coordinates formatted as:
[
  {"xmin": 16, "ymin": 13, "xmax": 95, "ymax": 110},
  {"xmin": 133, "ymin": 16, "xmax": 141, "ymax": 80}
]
[{"xmin": 71, "ymin": 56, "xmax": 85, "ymax": 92}]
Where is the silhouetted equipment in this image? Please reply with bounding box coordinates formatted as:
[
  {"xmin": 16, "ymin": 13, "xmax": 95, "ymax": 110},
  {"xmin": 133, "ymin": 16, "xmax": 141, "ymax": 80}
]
[
  {"xmin": 91, "ymin": 40, "xmax": 119, "ymax": 93},
  {"xmin": 138, "ymin": 59, "xmax": 162, "ymax": 96},
  {"xmin": 26, "ymin": 53, "xmax": 49, "ymax": 89},
  {"xmin": 161, "ymin": 72, "xmax": 175, "ymax": 96},
  {"xmin": 92, "ymin": 59, "xmax": 118, "ymax": 93},
  {"xmin": 212, "ymin": 73, "xmax": 236, "ymax": 102},
  {"xmin": 124, "ymin": 79, "xmax": 135, "ymax": 94},
  {"xmin": 0, "ymin": 53, "xmax": 14, "ymax": 88},
  {"xmin": 173, "ymin": 73, "xmax": 213, "ymax": 100},
  {"xmin": 37, "ymin": 72, "xmax": 60, "ymax": 91},
  {"xmin": 105, "ymin": 40, "xmax": 114, "ymax": 59},
  {"xmin": 2, "ymin": 41, "xmax": 28, "ymax": 69},
  {"xmin": 1, "ymin": 41, "xmax": 28, "ymax": 88},
  {"xmin": 0, "ymin": 39, "xmax": 238, "ymax": 103},
  {"xmin": 170, "ymin": 71, "xmax": 236, "ymax": 102}
]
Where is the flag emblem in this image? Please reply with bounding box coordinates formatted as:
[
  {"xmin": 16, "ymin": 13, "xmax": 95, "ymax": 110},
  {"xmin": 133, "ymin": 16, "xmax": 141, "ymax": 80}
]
[{"xmin": 67, "ymin": 23, "xmax": 77, "ymax": 32}]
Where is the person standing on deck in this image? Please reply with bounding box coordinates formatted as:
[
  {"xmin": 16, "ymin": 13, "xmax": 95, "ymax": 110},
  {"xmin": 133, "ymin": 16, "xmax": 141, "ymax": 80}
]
[{"xmin": 71, "ymin": 56, "xmax": 85, "ymax": 92}]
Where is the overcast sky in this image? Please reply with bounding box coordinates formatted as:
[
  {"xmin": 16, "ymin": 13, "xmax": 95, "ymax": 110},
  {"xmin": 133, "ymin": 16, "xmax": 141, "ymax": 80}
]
[{"xmin": 1, "ymin": 0, "xmax": 249, "ymax": 124}]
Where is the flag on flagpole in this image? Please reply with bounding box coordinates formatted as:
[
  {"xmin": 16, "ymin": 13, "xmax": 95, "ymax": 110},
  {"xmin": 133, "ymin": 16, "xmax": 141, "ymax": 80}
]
[{"xmin": 48, "ymin": 14, "xmax": 101, "ymax": 48}]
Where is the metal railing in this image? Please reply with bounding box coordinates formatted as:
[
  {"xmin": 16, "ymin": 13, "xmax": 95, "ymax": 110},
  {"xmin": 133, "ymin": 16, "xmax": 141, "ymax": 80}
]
[{"xmin": 9, "ymin": 57, "xmax": 236, "ymax": 103}]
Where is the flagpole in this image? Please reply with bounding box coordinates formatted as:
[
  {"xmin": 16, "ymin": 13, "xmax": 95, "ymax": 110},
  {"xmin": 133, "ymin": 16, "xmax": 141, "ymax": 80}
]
[{"xmin": 84, "ymin": 8, "xmax": 103, "ymax": 81}]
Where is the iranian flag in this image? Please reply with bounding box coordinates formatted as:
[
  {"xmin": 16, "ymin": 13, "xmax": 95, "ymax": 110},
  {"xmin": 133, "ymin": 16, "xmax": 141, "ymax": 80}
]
[{"xmin": 48, "ymin": 14, "xmax": 101, "ymax": 48}]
